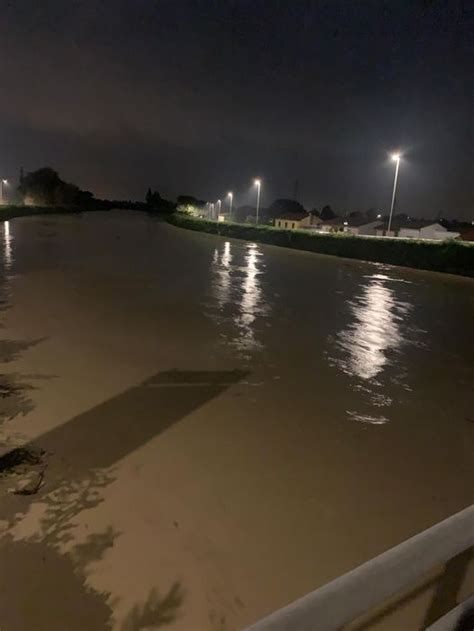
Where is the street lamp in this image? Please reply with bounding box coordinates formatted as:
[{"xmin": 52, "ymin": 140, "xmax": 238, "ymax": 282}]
[
  {"xmin": 387, "ymin": 153, "xmax": 401, "ymax": 234},
  {"xmin": 227, "ymin": 192, "xmax": 233, "ymax": 220},
  {"xmin": 254, "ymin": 179, "xmax": 261, "ymax": 224},
  {"xmin": 216, "ymin": 199, "xmax": 221, "ymax": 220},
  {"xmin": 1, "ymin": 179, "xmax": 8, "ymax": 204}
]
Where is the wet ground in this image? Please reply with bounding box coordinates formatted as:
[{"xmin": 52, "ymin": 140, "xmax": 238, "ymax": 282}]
[{"xmin": 0, "ymin": 211, "xmax": 472, "ymax": 630}]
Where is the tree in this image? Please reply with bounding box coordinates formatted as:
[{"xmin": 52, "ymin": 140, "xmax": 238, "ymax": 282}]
[
  {"xmin": 233, "ymin": 205, "xmax": 254, "ymax": 222},
  {"xmin": 18, "ymin": 167, "xmax": 94, "ymax": 208},
  {"xmin": 267, "ymin": 199, "xmax": 305, "ymax": 218},
  {"xmin": 310, "ymin": 208, "xmax": 320, "ymax": 217},
  {"xmin": 320, "ymin": 205, "xmax": 335, "ymax": 220},
  {"xmin": 176, "ymin": 195, "xmax": 206, "ymax": 208},
  {"xmin": 145, "ymin": 189, "xmax": 175, "ymax": 214},
  {"xmin": 364, "ymin": 208, "xmax": 378, "ymax": 221},
  {"xmin": 145, "ymin": 190, "xmax": 163, "ymax": 209},
  {"xmin": 19, "ymin": 167, "xmax": 62, "ymax": 206}
]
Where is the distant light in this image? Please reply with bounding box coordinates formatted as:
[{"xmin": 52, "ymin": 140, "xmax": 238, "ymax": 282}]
[
  {"xmin": 391, "ymin": 153, "xmax": 401, "ymax": 162},
  {"xmin": 377, "ymin": 214, "xmax": 382, "ymax": 219},
  {"xmin": 343, "ymin": 221, "xmax": 348, "ymax": 226},
  {"xmin": 254, "ymin": 179, "xmax": 261, "ymax": 186},
  {"xmin": 2, "ymin": 179, "xmax": 7, "ymax": 184},
  {"xmin": 228, "ymin": 192, "xmax": 233, "ymax": 198}
]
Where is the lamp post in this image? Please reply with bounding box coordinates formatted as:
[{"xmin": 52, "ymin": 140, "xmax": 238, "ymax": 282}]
[
  {"xmin": 216, "ymin": 199, "xmax": 221, "ymax": 220},
  {"xmin": 227, "ymin": 192, "xmax": 233, "ymax": 220},
  {"xmin": 387, "ymin": 154, "xmax": 401, "ymax": 234},
  {"xmin": 254, "ymin": 179, "xmax": 261, "ymax": 224},
  {"xmin": 1, "ymin": 179, "xmax": 8, "ymax": 204}
]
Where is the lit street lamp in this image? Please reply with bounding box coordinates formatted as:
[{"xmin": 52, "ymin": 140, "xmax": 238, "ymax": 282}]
[
  {"xmin": 227, "ymin": 192, "xmax": 233, "ymax": 220},
  {"xmin": 216, "ymin": 199, "xmax": 221, "ymax": 220},
  {"xmin": 254, "ymin": 179, "xmax": 261, "ymax": 224},
  {"xmin": 387, "ymin": 153, "xmax": 401, "ymax": 234},
  {"xmin": 1, "ymin": 179, "xmax": 8, "ymax": 204}
]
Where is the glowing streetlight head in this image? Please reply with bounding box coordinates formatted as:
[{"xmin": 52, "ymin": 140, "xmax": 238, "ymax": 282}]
[
  {"xmin": 391, "ymin": 153, "xmax": 401, "ymax": 162},
  {"xmin": 227, "ymin": 191, "xmax": 233, "ymax": 198},
  {"xmin": 2, "ymin": 179, "xmax": 7, "ymax": 184},
  {"xmin": 254, "ymin": 179, "xmax": 261, "ymax": 187},
  {"xmin": 377, "ymin": 213, "xmax": 382, "ymax": 219}
]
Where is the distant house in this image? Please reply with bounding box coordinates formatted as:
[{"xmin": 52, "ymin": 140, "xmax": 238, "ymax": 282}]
[
  {"xmin": 375, "ymin": 221, "xmax": 460, "ymax": 240},
  {"xmin": 274, "ymin": 213, "xmax": 322, "ymax": 230},
  {"xmin": 319, "ymin": 217, "xmax": 346, "ymax": 233},
  {"xmin": 317, "ymin": 217, "xmax": 381, "ymax": 234},
  {"xmin": 458, "ymin": 228, "xmax": 474, "ymax": 242},
  {"xmin": 343, "ymin": 217, "xmax": 383, "ymax": 236}
]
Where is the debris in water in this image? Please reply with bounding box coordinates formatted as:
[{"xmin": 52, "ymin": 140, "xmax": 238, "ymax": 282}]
[
  {"xmin": 11, "ymin": 470, "xmax": 44, "ymax": 496},
  {"xmin": 0, "ymin": 447, "xmax": 45, "ymax": 475}
]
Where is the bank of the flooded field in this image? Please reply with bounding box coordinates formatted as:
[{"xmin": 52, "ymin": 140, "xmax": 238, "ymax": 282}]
[
  {"xmin": 0, "ymin": 205, "xmax": 81, "ymax": 220},
  {"xmin": 168, "ymin": 213, "xmax": 474, "ymax": 277}
]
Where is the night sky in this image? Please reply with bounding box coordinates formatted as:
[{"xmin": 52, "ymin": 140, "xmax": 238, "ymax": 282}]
[{"xmin": 1, "ymin": 1, "xmax": 472, "ymax": 217}]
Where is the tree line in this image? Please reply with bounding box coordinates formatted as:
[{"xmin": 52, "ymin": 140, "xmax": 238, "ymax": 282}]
[{"xmin": 8, "ymin": 167, "xmax": 385, "ymax": 222}]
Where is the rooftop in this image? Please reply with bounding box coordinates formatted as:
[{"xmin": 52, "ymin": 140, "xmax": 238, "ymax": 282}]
[
  {"xmin": 346, "ymin": 217, "xmax": 383, "ymax": 227},
  {"xmin": 276, "ymin": 212, "xmax": 309, "ymax": 221}
]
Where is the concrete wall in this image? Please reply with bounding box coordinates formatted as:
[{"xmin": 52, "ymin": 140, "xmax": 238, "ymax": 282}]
[
  {"xmin": 399, "ymin": 228, "xmax": 421, "ymax": 239},
  {"xmin": 420, "ymin": 224, "xmax": 445, "ymax": 239},
  {"xmin": 434, "ymin": 231, "xmax": 460, "ymax": 240},
  {"xmin": 347, "ymin": 221, "xmax": 382, "ymax": 236}
]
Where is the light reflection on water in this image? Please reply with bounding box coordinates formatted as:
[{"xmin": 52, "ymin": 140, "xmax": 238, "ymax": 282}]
[
  {"xmin": 210, "ymin": 241, "xmax": 269, "ymax": 357},
  {"xmin": 3, "ymin": 221, "xmax": 12, "ymax": 269},
  {"xmin": 336, "ymin": 276, "xmax": 411, "ymax": 380},
  {"xmin": 329, "ymin": 272, "xmax": 418, "ymax": 425}
]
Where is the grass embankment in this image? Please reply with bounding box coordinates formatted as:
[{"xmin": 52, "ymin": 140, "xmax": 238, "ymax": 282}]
[
  {"xmin": 0, "ymin": 205, "xmax": 81, "ymax": 220},
  {"xmin": 168, "ymin": 214, "xmax": 474, "ymax": 277}
]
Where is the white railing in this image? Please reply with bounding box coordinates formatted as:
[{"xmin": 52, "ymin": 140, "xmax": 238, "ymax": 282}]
[{"xmin": 245, "ymin": 505, "xmax": 474, "ymax": 631}]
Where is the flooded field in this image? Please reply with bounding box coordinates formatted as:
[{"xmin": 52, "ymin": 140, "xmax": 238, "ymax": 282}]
[{"xmin": 0, "ymin": 211, "xmax": 472, "ymax": 630}]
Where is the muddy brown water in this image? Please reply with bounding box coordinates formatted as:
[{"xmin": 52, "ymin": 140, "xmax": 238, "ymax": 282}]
[{"xmin": 0, "ymin": 212, "xmax": 472, "ymax": 630}]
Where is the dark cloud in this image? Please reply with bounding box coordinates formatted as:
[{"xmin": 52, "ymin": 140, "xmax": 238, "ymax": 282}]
[{"xmin": 0, "ymin": 0, "xmax": 471, "ymax": 216}]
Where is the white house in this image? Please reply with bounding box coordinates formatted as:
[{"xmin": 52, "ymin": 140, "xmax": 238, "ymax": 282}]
[
  {"xmin": 399, "ymin": 222, "xmax": 459, "ymax": 240},
  {"xmin": 319, "ymin": 217, "xmax": 382, "ymax": 235},
  {"xmin": 376, "ymin": 221, "xmax": 460, "ymax": 240},
  {"xmin": 343, "ymin": 218, "xmax": 383, "ymax": 236},
  {"xmin": 319, "ymin": 217, "xmax": 346, "ymax": 233}
]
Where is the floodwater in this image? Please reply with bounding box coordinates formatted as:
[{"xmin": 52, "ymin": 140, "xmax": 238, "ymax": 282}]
[{"xmin": 0, "ymin": 211, "xmax": 472, "ymax": 630}]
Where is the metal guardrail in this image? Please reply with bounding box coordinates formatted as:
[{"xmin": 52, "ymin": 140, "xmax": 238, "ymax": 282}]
[
  {"xmin": 426, "ymin": 594, "xmax": 474, "ymax": 630},
  {"xmin": 245, "ymin": 505, "xmax": 474, "ymax": 631}
]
